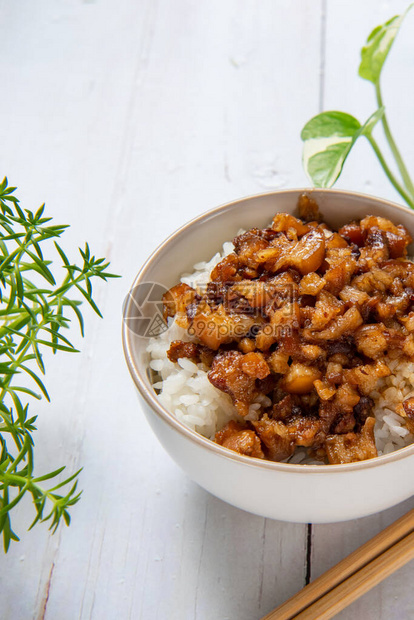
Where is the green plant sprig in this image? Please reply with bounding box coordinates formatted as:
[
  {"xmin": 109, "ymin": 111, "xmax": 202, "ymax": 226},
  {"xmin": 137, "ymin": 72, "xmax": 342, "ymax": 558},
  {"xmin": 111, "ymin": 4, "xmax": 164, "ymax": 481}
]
[
  {"xmin": 301, "ymin": 4, "xmax": 414, "ymax": 208},
  {"xmin": 0, "ymin": 178, "xmax": 118, "ymax": 552}
]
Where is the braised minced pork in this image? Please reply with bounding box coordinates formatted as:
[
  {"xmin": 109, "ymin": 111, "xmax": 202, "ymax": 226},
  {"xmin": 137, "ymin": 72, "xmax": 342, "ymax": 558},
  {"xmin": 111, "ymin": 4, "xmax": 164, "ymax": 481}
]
[{"xmin": 163, "ymin": 195, "xmax": 413, "ymax": 464}]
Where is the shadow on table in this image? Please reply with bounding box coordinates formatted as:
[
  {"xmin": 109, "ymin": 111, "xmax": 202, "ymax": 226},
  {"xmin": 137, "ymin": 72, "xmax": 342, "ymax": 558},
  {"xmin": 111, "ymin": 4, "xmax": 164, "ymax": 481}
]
[
  {"xmin": 176, "ymin": 482, "xmax": 307, "ymax": 620},
  {"xmin": 174, "ymin": 482, "xmax": 414, "ymax": 620}
]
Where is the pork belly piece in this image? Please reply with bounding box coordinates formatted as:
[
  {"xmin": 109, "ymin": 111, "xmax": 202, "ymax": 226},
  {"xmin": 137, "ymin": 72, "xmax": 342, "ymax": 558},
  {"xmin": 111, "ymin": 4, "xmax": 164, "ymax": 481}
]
[
  {"xmin": 323, "ymin": 255, "xmax": 356, "ymax": 292},
  {"xmin": 253, "ymin": 409, "xmax": 323, "ymax": 461},
  {"xmin": 353, "ymin": 395, "xmax": 374, "ymax": 430},
  {"xmin": 238, "ymin": 337, "xmax": 257, "ymax": 353},
  {"xmin": 339, "ymin": 285, "xmax": 370, "ymax": 307},
  {"xmin": 298, "ymin": 344, "xmax": 326, "ymax": 362},
  {"xmin": 271, "ymin": 394, "xmax": 296, "ymax": 421},
  {"xmin": 278, "ymin": 228, "xmax": 326, "ymax": 275},
  {"xmin": 166, "ymin": 340, "xmax": 214, "ymax": 366},
  {"xmin": 271, "ymin": 213, "xmax": 310, "ymax": 236},
  {"xmin": 251, "ymin": 274, "xmax": 298, "ymax": 318},
  {"xmin": 359, "ymin": 215, "xmax": 412, "ymax": 258},
  {"xmin": 325, "ymin": 417, "xmax": 378, "ymax": 464},
  {"xmin": 190, "ymin": 303, "xmax": 262, "ymax": 350},
  {"xmin": 323, "ymin": 256, "xmax": 357, "ymax": 296},
  {"xmin": 284, "ymin": 412, "xmax": 323, "ymax": 447},
  {"xmin": 240, "ymin": 351, "xmax": 270, "ymax": 379},
  {"xmin": 309, "ymin": 291, "xmax": 345, "ymax": 331},
  {"xmin": 233, "ymin": 229, "xmax": 270, "ymax": 269},
  {"xmin": 375, "ymin": 291, "xmax": 412, "ymax": 321},
  {"xmin": 252, "ymin": 227, "xmax": 326, "ymax": 276},
  {"xmin": 162, "ymin": 283, "xmax": 199, "ymax": 327},
  {"xmin": 303, "ymin": 307, "xmax": 363, "ymax": 341},
  {"xmin": 267, "ymin": 350, "xmax": 290, "ymax": 374},
  {"xmin": 325, "ymin": 361, "xmax": 343, "ymax": 385},
  {"xmin": 338, "ymin": 222, "xmax": 364, "ymax": 246},
  {"xmin": 343, "ymin": 360, "xmax": 390, "ymax": 395},
  {"xmin": 255, "ymin": 302, "xmax": 301, "ymax": 351},
  {"xmin": 357, "ymin": 228, "xmax": 389, "ymax": 269},
  {"xmin": 252, "ymin": 416, "xmax": 295, "ymax": 461},
  {"xmin": 210, "ymin": 253, "xmax": 240, "ymax": 282},
  {"xmin": 352, "ymin": 268, "xmax": 394, "ymax": 293},
  {"xmin": 299, "ymin": 272, "xmax": 326, "ymax": 296},
  {"xmin": 316, "ymin": 384, "xmax": 360, "ymax": 437},
  {"xmin": 215, "ymin": 420, "xmax": 264, "ymax": 459},
  {"xmin": 229, "ymin": 280, "xmax": 277, "ymax": 310},
  {"xmin": 314, "ymin": 379, "xmax": 336, "ymax": 401},
  {"xmin": 281, "ymin": 362, "xmax": 321, "ymax": 395},
  {"xmin": 208, "ymin": 350, "xmax": 269, "ymax": 416},
  {"xmin": 331, "ymin": 385, "xmax": 360, "ymax": 433},
  {"xmin": 167, "ymin": 340, "xmax": 199, "ymax": 363},
  {"xmin": 324, "ymin": 231, "xmax": 349, "ymax": 250},
  {"xmin": 354, "ymin": 324, "xmax": 388, "ymax": 359},
  {"xmin": 381, "ymin": 260, "xmax": 414, "ymax": 288},
  {"xmin": 297, "ymin": 193, "xmax": 322, "ymax": 222},
  {"xmin": 255, "ymin": 234, "xmax": 294, "ymax": 270}
]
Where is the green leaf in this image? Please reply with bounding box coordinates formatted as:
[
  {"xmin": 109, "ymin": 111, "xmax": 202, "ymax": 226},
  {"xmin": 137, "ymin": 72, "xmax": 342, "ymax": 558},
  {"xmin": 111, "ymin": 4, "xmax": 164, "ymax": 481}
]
[
  {"xmin": 75, "ymin": 284, "xmax": 103, "ymax": 318},
  {"xmin": 19, "ymin": 365, "xmax": 50, "ymax": 401},
  {"xmin": 301, "ymin": 108, "xmax": 385, "ymax": 187},
  {"xmin": 25, "ymin": 250, "xmax": 55, "ymax": 285},
  {"xmin": 359, "ymin": 4, "xmax": 413, "ymax": 84},
  {"xmin": 54, "ymin": 242, "xmax": 71, "ymax": 268},
  {"xmin": 33, "ymin": 339, "xmax": 79, "ymax": 353},
  {"xmin": 301, "ymin": 111, "xmax": 361, "ymax": 141},
  {"xmin": 63, "ymin": 298, "xmax": 84, "ymax": 337},
  {"xmin": 33, "ymin": 465, "xmax": 66, "ymax": 483}
]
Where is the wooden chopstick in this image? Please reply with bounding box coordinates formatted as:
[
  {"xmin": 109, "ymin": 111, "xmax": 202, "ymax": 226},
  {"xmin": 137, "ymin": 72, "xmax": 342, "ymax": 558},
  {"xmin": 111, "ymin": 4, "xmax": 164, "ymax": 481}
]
[
  {"xmin": 294, "ymin": 530, "xmax": 414, "ymax": 619},
  {"xmin": 262, "ymin": 507, "xmax": 414, "ymax": 620}
]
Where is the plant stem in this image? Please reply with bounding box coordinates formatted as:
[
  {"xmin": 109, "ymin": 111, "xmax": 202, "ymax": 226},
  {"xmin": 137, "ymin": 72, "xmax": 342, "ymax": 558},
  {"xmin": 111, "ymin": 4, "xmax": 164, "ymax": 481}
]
[
  {"xmin": 0, "ymin": 328, "xmax": 39, "ymax": 404},
  {"xmin": 367, "ymin": 135, "xmax": 414, "ymax": 209},
  {"xmin": 2, "ymin": 471, "xmax": 52, "ymax": 508},
  {"xmin": 375, "ymin": 83, "xmax": 414, "ymax": 199}
]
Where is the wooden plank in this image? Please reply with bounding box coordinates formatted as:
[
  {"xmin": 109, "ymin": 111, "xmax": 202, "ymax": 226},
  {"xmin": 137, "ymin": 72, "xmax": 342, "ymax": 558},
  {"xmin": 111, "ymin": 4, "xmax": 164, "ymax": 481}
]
[{"xmin": 0, "ymin": 1, "xmax": 326, "ymax": 619}]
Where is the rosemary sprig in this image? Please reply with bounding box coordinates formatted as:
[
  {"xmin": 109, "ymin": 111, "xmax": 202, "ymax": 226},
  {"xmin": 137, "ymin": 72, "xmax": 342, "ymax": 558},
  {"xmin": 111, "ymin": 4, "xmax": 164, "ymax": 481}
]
[{"xmin": 0, "ymin": 177, "xmax": 118, "ymax": 552}]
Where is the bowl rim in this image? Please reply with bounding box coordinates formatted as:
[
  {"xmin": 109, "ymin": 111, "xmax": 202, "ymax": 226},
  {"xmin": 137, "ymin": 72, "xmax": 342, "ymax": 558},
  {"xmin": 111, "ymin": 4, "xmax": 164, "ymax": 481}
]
[{"xmin": 123, "ymin": 187, "xmax": 414, "ymax": 474}]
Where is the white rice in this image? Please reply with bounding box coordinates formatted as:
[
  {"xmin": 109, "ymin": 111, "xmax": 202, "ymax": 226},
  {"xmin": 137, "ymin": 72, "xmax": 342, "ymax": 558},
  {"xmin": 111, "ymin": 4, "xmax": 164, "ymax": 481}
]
[
  {"xmin": 147, "ymin": 241, "xmax": 414, "ymax": 463},
  {"xmin": 371, "ymin": 358, "xmax": 414, "ymax": 455}
]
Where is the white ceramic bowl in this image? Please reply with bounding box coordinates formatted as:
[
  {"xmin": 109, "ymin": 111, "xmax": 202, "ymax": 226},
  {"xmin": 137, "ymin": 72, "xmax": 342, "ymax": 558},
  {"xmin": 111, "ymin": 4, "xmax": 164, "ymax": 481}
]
[{"xmin": 123, "ymin": 189, "xmax": 414, "ymax": 523}]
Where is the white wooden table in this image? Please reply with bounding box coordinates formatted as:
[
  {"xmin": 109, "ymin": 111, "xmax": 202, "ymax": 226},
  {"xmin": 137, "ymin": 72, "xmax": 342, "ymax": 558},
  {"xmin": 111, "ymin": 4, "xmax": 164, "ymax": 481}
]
[{"xmin": 1, "ymin": 1, "xmax": 414, "ymax": 618}]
